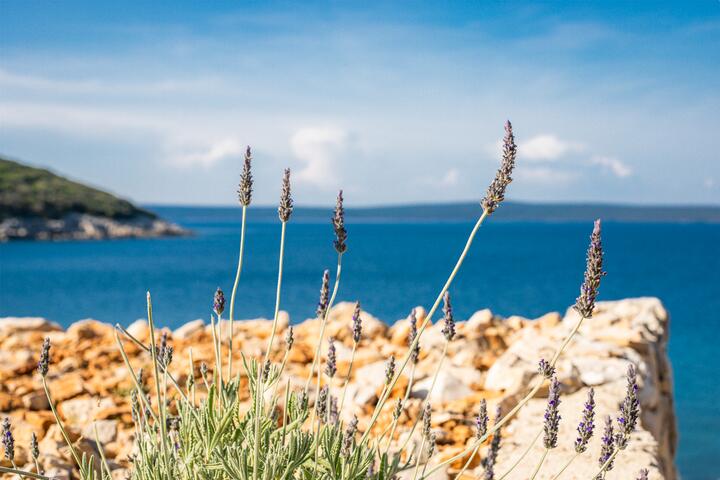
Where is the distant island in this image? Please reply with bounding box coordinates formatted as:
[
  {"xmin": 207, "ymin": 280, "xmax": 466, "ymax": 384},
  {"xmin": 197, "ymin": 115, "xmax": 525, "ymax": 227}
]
[
  {"xmin": 0, "ymin": 157, "xmax": 188, "ymax": 241},
  {"xmin": 150, "ymin": 201, "xmax": 720, "ymax": 224}
]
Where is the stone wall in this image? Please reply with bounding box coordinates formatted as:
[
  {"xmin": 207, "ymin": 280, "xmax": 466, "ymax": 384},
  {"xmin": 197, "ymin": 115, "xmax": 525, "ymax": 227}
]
[{"xmin": 0, "ymin": 298, "xmax": 675, "ymax": 479}]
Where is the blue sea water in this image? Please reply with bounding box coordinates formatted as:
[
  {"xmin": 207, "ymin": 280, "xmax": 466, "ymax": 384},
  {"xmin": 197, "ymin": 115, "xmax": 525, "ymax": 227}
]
[{"xmin": 0, "ymin": 206, "xmax": 718, "ymax": 478}]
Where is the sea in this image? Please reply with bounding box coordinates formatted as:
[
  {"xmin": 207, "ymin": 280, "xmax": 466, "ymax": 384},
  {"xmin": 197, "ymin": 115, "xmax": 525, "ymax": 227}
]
[{"xmin": 1, "ymin": 204, "xmax": 718, "ymax": 478}]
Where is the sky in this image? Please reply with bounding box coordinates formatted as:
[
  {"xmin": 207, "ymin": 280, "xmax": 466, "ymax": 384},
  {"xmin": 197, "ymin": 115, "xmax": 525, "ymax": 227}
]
[{"xmin": 1, "ymin": 0, "xmax": 719, "ymax": 207}]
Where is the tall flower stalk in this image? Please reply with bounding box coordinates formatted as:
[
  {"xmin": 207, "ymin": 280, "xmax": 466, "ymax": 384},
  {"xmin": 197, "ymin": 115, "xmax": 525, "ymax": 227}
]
[
  {"xmin": 306, "ymin": 190, "xmax": 347, "ymax": 425},
  {"xmin": 263, "ymin": 168, "xmax": 293, "ymax": 366},
  {"xmin": 360, "ymin": 121, "xmax": 517, "ymax": 446},
  {"xmin": 228, "ymin": 146, "xmax": 253, "ymax": 379}
]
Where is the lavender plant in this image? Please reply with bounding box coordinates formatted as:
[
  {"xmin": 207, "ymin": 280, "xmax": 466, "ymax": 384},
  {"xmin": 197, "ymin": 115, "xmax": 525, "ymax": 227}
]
[{"xmin": 2, "ymin": 121, "xmax": 649, "ymax": 480}]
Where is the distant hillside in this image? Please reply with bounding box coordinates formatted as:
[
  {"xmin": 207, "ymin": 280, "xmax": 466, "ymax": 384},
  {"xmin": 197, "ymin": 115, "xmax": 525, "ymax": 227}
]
[
  {"xmin": 0, "ymin": 157, "xmax": 154, "ymax": 220},
  {"xmin": 0, "ymin": 157, "xmax": 187, "ymax": 241},
  {"xmin": 151, "ymin": 201, "xmax": 720, "ymax": 224}
]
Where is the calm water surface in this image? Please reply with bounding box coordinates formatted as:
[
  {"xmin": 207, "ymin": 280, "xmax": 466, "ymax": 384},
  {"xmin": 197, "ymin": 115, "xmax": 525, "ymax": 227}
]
[{"xmin": 1, "ymin": 207, "xmax": 718, "ymax": 478}]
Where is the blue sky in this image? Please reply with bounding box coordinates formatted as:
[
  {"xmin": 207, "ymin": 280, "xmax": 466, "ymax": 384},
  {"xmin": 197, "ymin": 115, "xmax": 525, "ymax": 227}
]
[{"xmin": 1, "ymin": 0, "xmax": 719, "ymax": 206}]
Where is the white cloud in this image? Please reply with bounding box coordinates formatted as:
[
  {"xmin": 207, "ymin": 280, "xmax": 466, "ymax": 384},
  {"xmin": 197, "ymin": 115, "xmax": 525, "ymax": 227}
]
[
  {"xmin": 291, "ymin": 126, "xmax": 350, "ymax": 188},
  {"xmin": 171, "ymin": 138, "xmax": 245, "ymax": 168},
  {"xmin": 590, "ymin": 155, "xmax": 632, "ymax": 178},
  {"xmin": 518, "ymin": 134, "xmax": 583, "ymax": 161}
]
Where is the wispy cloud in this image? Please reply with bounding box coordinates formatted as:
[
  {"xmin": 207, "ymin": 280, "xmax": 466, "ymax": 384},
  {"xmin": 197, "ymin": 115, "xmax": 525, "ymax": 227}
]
[
  {"xmin": 590, "ymin": 155, "xmax": 633, "ymax": 178},
  {"xmin": 171, "ymin": 138, "xmax": 245, "ymax": 168},
  {"xmin": 291, "ymin": 126, "xmax": 351, "ymax": 188},
  {"xmin": 519, "ymin": 134, "xmax": 584, "ymax": 161}
]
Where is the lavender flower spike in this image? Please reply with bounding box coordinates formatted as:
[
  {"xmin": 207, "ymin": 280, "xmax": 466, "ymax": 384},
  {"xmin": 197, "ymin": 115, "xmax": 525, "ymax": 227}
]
[
  {"xmin": 392, "ymin": 398, "xmax": 403, "ymax": 420},
  {"xmin": 238, "ymin": 146, "xmax": 253, "ymax": 206},
  {"xmin": 285, "ymin": 326, "xmax": 294, "ymax": 351},
  {"xmin": 574, "ymin": 219, "xmax": 606, "ymax": 318},
  {"xmin": 441, "ymin": 291, "xmax": 456, "ymax": 341},
  {"xmin": 597, "ymin": 415, "xmax": 616, "ymax": 476},
  {"xmin": 481, "ymin": 120, "xmax": 517, "ymax": 214},
  {"xmin": 351, "ymin": 301, "xmax": 362, "ymax": 344},
  {"xmin": 615, "ymin": 364, "xmax": 640, "ymax": 450},
  {"xmin": 408, "ymin": 308, "xmax": 421, "ymax": 363},
  {"xmin": 2, "ymin": 417, "xmax": 14, "ymax": 461},
  {"xmin": 421, "ymin": 403, "xmax": 432, "ymax": 438},
  {"xmin": 475, "ymin": 398, "xmax": 489, "ymax": 439},
  {"xmin": 538, "ymin": 358, "xmax": 555, "ymax": 379},
  {"xmin": 213, "ymin": 287, "xmax": 225, "ymax": 316},
  {"xmin": 342, "ymin": 415, "xmax": 358, "ymax": 456},
  {"xmin": 427, "ymin": 431, "xmax": 437, "ymax": 458},
  {"xmin": 543, "ymin": 376, "xmax": 562, "ymax": 449},
  {"xmin": 574, "ymin": 387, "xmax": 596, "ymax": 453},
  {"xmin": 317, "ymin": 269, "xmax": 330, "ymax": 318},
  {"xmin": 483, "ymin": 406, "xmax": 503, "ymax": 480},
  {"xmin": 316, "ymin": 385, "xmax": 328, "ymax": 420},
  {"xmin": 38, "ymin": 336, "xmax": 51, "ymax": 377},
  {"xmin": 325, "ymin": 337, "xmax": 337, "ymax": 378},
  {"xmin": 278, "ymin": 168, "xmax": 293, "ymax": 222},
  {"xmin": 30, "ymin": 432, "xmax": 39, "ymax": 460},
  {"xmin": 332, "ymin": 190, "xmax": 347, "ymax": 254},
  {"xmin": 384, "ymin": 355, "xmax": 396, "ymax": 385}
]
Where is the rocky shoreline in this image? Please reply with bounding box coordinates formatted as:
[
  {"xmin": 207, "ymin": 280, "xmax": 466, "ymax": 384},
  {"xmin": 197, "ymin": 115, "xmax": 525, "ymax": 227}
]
[
  {"xmin": 0, "ymin": 213, "xmax": 188, "ymax": 241},
  {"xmin": 0, "ymin": 298, "xmax": 676, "ymax": 479}
]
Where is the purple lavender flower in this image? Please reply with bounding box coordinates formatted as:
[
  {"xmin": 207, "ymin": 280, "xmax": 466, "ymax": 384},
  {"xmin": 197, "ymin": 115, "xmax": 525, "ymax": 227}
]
[
  {"xmin": 483, "ymin": 406, "xmax": 503, "ymax": 480},
  {"xmin": 384, "ymin": 355, "xmax": 396, "ymax": 385},
  {"xmin": 538, "ymin": 358, "xmax": 555, "ymax": 379},
  {"xmin": 636, "ymin": 468, "xmax": 649, "ymax": 480},
  {"xmin": 317, "ymin": 269, "xmax": 330, "ymax": 318},
  {"xmin": 574, "ymin": 387, "xmax": 596, "ymax": 453},
  {"xmin": 131, "ymin": 389, "xmax": 140, "ymax": 424},
  {"xmin": 262, "ymin": 359, "xmax": 271, "ymax": 382},
  {"xmin": 278, "ymin": 168, "xmax": 293, "ymax": 222},
  {"xmin": 408, "ymin": 308, "xmax": 421, "ymax": 364},
  {"xmin": 441, "ymin": 291, "xmax": 456, "ymax": 341},
  {"xmin": 574, "ymin": 219, "xmax": 606, "ymax": 318},
  {"xmin": 421, "ymin": 403, "xmax": 432, "ymax": 438},
  {"xmin": 352, "ymin": 302, "xmax": 362, "ymax": 344},
  {"xmin": 615, "ymin": 364, "xmax": 640, "ymax": 450},
  {"xmin": 213, "ymin": 287, "xmax": 225, "ymax": 316},
  {"xmin": 285, "ymin": 326, "xmax": 294, "ymax": 351},
  {"xmin": 30, "ymin": 432, "xmax": 39, "ymax": 461},
  {"xmin": 332, "ymin": 190, "xmax": 347, "ymax": 254},
  {"xmin": 238, "ymin": 146, "xmax": 253, "ymax": 206},
  {"xmin": 426, "ymin": 431, "xmax": 437, "ymax": 458},
  {"xmin": 543, "ymin": 376, "xmax": 562, "ymax": 449},
  {"xmin": 325, "ymin": 337, "xmax": 337, "ymax": 378},
  {"xmin": 392, "ymin": 398, "xmax": 403, "ymax": 420},
  {"xmin": 2, "ymin": 417, "xmax": 14, "ymax": 461},
  {"xmin": 481, "ymin": 120, "xmax": 517, "ymax": 215},
  {"xmin": 342, "ymin": 415, "xmax": 358, "ymax": 456},
  {"xmin": 475, "ymin": 399, "xmax": 489, "ymax": 439},
  {"xmin": 316, "ymin": 385, "xmax": 328, "ymax": 420},
  {"xmin": 598, "ymin": 415, "xmax": 616, "ymax": 474},
  {"xmin": 38, "ymin": 337, "xmax": 51, "ymax": 377},
  {"xmin": 158, "ymin": 331, "xmax": 173, "ymax": 371}
]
